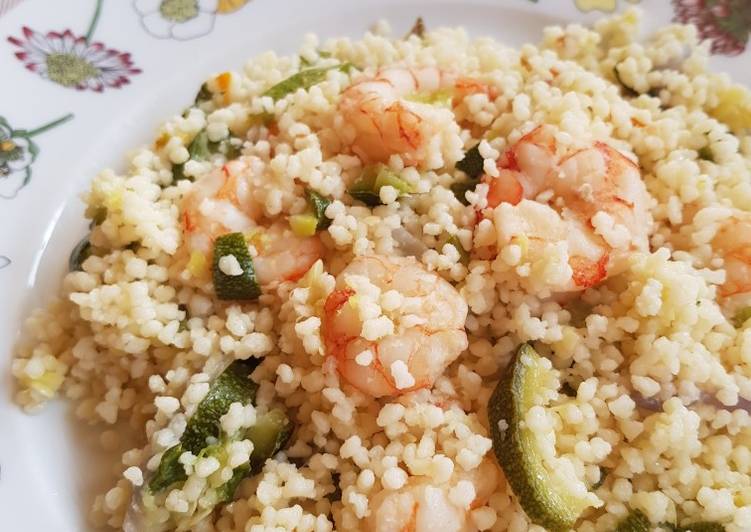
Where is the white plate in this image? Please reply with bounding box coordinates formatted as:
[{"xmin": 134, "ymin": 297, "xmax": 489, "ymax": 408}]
[{"xmin": 1, "ymin": 0, "xmax": 749, "ymax": 529}]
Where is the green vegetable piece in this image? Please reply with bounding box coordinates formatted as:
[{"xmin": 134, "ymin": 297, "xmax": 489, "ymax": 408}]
[
  {"xmin": 404, "ymin": 17, "xmax": 426, "ymax": 39},
  {"xmin": 450, "ymin": 179, "xmax": 478, "ymax": 206},
  {"xmin": 613, "ymin": 64, "xmax": 639, "ymax": 98},
  {"xmin": 69, "ymin": 236, "xmax": 92, "ymax": 272},
  {"xmin": 195, "ymin": 82, "xmax": 212, "ymax": 105},
  {"xmin": 289, "ymin": 214, "xmax": 319, "ymax": 237},
  {"xmin": 349, "ymin": 164, "xmax": 412, "ymax": 206},
  {"xmin": 172, "ymin": 129, "xmax": 212, "ymax": 182},
  {"xmin": 590, "ymin": 466, "xmax": 609, "ymax": 490},
  {"xmin": 444, "ymin": 234, "xmax": 469, "ymax": 265},
  {"xmin": 697, "ymin": 145, "xmax": 714, "ymax": 162},
  {"xmin": 733, "ymin": 307, "xmax": 751, "ymax": 327},
  {"xmin": 675, "ymin": 522, "xmax": 726, "ymax": 532},
  {"xmin": 149, "ymin": 360, "xmax": 260, "ymax": 493},
  {"xmin": 212, "ymin": 232, "xmax": 261, "ymax": 301},
  {"xmin": 456, "ymin": 144, "xmax": 484, "ymax": 179},
  {"xmin": 487, "ymin": 344, "xmax": 594, "ymax": 532},
  {"xmin": 246, "ymin": 408, "xmax": 293, "ymax": 471},
  {"xmin": 212, "ymin": 409, "xmax": 292, "ymax": 503},
  {"xmin": 614, "ymin": 510, "xmax": 651, "ymax": 532},
  {"xmin": 306, "ymin": 188, "xmax": 332, "ymax": 230},
  {"xmin": 264, "ymin": 64, "xmax": 351, "ymax": 101}
]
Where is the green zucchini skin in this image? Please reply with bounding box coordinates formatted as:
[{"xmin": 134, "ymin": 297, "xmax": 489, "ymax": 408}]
[
  {"xmin": 487, "ymin": 344, "xmax": 591, "ymax": 532},
  {"xmin": 149, "ymin": 359, "xmax": 259, "ymax": 493},
  {"xmin": 212, "ymin": 232, "xmax": 261, "ymax": 301}
]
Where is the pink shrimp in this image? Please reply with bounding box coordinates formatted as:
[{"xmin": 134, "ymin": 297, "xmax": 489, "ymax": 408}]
[
  {"xmin": 339, "ymin": 66, "xmax": 496, "ymax": 166},
  {"xmin": 483, "ymin": 124, "xmax": 652, "ymax": 291},
  {"xmin": 322, "ymin": 255, "xmax": 468, "ymax": 397},
  {"xmin": 181, "ymin": 157, "xmax": 322, "ymax": 287}
]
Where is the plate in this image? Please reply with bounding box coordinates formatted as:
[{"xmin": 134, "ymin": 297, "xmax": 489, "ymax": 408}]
[{"xmin": 0, "ymin": 0, "xmax": 749, "ymax": 529}]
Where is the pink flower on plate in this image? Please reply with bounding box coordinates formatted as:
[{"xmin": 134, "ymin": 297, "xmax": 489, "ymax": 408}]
[
  {"xmin": 672, "ymin": 0, "xmax": 751, "ymax": 56},
  {"xmin": 7, "ymin": 0, "xmax": 141, "ymax": 91}
]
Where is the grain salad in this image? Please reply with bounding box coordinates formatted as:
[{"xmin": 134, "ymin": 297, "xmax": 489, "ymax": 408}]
[{"xmin": 11, "ymin": 9, "xmax": 751, "ymax": 532}]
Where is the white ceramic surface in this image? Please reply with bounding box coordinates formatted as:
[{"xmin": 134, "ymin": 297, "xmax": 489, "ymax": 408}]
[{"xmin": 1, "ymin": 0, "xmax": 749, "ymax": 529}]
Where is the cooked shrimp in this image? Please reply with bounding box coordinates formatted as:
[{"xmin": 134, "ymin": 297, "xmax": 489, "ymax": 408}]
[
  {"xmin": 322, "ymin": 255, "xmax": 468, "ymax": 397},
  {"xmin": 339, "ymin": 66, "xmax": 495, "ymax": 165},
  {"xmin": 181, "ymin": 157, "xmax": 323, "ymax": 286},
  {"xmin": 485, "ymin": 124, "xmax": 652, "ymax": 291},
  {"xmin": 712, "ymin": 210, "xmax": 751, "ymax": 301},
  {"xmin": 366, "ymin": 456, "xmax": 498, "ymax": 532}
]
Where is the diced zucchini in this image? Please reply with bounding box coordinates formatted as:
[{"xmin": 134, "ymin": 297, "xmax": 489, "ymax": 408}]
[
  {"xmin": 212, "ymin": 232, "xmax": 261, "ymax": 301},
  {"xmin": 670, "ymin": 522, "xmax": 726, "ymax": 532},
  {"xmin": 450, "ymin": 179, "xmax": 479, "ymax": 206},
  {"xmin": 306, "ymin": 188, "xmax": 331, "ymax": 230},
  {"xmin": 349, "ymin": 164, "xmax": 412, "ymax": 206},
  {"xmin": 247, "ymin": 408, "xmax": 293, "ymax": 471},
  {"xmin": 614, "ymin": 509, "xmax": 650, "ymax": 532},
  {"xmin": 487, "ymin": 344, "xmax": 596, "ymax": 532},
  {"xmin": 456, "ymin": 144, "xmax": 484, "ymax": 179},
  {"xmin": 451, "ymin": 144, "xmax": 484, "ymax": 204},
  {"xmin": 264, "ymin": 64, "xmax": 352, "ymax": 101},
  {"xmin": 211, "ymin": 408, "xmax": 292, "ymax": 504},
  {"xmin": 289, "ymin": 214, "xmax": 319, "ymax": 237},
  {"xmin": 69, "ymin": 236, "xmax": 93, "ymax": 272},
  {"xmin": 148, "ymin": 359, "xmax": 260, "ymax": 493},
  {"xmin": 171, "ymin": 129, "xmax": 242, "ymax": 182},
  {"xmin": 443, "ymin": 234, "xmax": 469, "ymax": 265}
]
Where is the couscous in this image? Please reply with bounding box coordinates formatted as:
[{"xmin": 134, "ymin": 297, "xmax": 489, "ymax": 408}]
[{"xmin": 11, "ymin": 9, "xmax": 751, "ymax": 532}]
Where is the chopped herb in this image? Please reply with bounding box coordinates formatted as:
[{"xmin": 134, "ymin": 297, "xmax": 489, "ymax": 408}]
[
  {"xmin": 613, "ymin": 64, "xmax": 639, "ymax": 98},
  {"xmin": 69, "ymin": 236, "xmax": 92, "ymax": 272},
  {"xmin": 456, "ymin": 144, "xmax": 484, "ymax": 179},
  {"xmin": 212, "ymin": 232, "xmax": 261, "ymax": 301},
  {"xmin": 404, "ymin": 17, "xmax": 426, "ymax": 39},
  {"xmin": 194, "ymin": 81, "xmax": 212, "ymax": 105},
  {"xmin": 264, "ymin": 64, "xmax": 352, "ymax": 101},
  {"xmin": 349, "ymin": 164, "xmax": 413, "ymax": 206}
]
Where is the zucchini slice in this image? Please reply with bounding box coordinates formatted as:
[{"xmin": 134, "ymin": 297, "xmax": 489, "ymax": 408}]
[
  {"xmin": 349, "ymin": 164, "xmax": 413, "ymax": 206},
  {"xmin": 615, "ymin": 510, "xmax": 650, "ymax": 532},
  {"xmin": 487, "ymin": 344, "xmax": 597, "ymax": 532},
  {"xmin": 149, "ymin": 359, "xmax": 259, "ymax": 493},
  {"xmin": 212, "ymin": 232, "xmax": 261, "ymax": 301}
]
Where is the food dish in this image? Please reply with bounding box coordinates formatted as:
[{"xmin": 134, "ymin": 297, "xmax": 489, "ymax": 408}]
[{"xmin": 7, "ymin": 5, "xmax": 751, "ymax": 532}]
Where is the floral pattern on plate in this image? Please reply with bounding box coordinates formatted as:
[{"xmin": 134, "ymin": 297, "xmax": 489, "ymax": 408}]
[
  {"xmin": 133, "ymin": 0, "xmax": 251, "ymax": 40},
  {"xmin": 673, "ymin": 0, "xmax": 751, "ymax": 55},
  {"xmin": 0, "ymin": 256, "xmax": 10, "ymax": 270},
  {"xmin": 7, "ymin": 0, "xmax": 141, "ymax": 90},
  {"xmin": 0, "ymin": 113, "xmax": 73, "ymax": 199}
]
